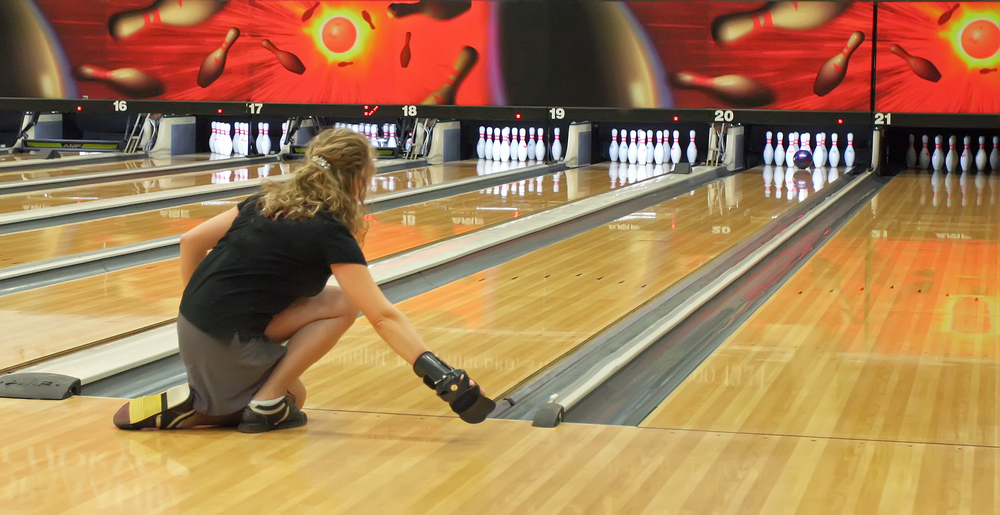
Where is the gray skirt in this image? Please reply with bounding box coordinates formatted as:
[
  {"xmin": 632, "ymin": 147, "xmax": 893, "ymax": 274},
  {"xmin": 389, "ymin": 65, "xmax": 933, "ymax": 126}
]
[{"xmin": 177, "ymin": 315, "xmax": 287, "ymax": 416}]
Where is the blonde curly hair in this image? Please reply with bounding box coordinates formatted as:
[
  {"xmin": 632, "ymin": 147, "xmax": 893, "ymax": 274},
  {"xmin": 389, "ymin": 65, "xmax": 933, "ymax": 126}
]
[{"xmin": 260, "ymin": 128, "xmax": 375, "ymax": 243}]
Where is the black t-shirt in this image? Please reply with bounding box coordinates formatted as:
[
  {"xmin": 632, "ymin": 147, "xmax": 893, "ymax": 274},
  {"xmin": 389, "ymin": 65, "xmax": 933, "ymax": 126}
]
[{"xmin": 179, "ymin": 195, "xmax": 367, "ymax": 341}]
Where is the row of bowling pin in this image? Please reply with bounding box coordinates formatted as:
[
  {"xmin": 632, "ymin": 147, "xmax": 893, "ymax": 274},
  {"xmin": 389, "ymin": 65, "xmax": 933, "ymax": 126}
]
[
  {"xmin": 763, "ymin": 131, "xmax": 855, "ymax": 168},
  {"xmin": 763, "ymin": 164, "xmax": 840, "ymax": 199},
  {"xmin": 209, "ymin": 122, "xmax": 289, "ymax": 156},
  {"xmin": 926, "ymin": 169, "xmax": 998, "ymax": 207},
  {"xmin": 607, "ymin": 160, "xmax": 674, "ymax": 188},
  {"xmin": 480, "ymin": 176, "xmax": 559, "ymax": 198},
  {"xmin": 334, "ymin": 122, "xmax": 398, "ymax": 149},
  {"xmin": 476, "ymin": 126, "xmax": 562, "ymax": 162},
  {"xmin": 906, "ymin": 134, "xmax": 1000, "ymax": 173},
  {"xmin": 609, "ymin": 129, "xmax": 698, "ymax": 166}
]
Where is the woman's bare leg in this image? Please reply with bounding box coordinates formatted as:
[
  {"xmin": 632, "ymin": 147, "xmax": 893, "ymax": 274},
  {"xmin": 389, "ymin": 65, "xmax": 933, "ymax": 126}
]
[{"xmin": 252, "ymin": 286, "xmax": 358, "ymax": 402}]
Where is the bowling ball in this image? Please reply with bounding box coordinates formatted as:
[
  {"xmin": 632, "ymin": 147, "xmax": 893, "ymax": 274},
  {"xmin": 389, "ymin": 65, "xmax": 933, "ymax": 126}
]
[{"xmin": 793, "ymin": 150, "xmax": 813, "ymax": 169}]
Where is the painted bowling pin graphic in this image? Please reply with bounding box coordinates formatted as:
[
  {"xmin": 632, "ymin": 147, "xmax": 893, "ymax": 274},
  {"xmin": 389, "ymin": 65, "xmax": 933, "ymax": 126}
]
[
  {"xmin": 919, "ymin": 135, "xmax": 931, "ymax": 169},
  {"xmin": 262, "ymin": 39, "xmax": 306, "ymax": 74},
  {"xmin": 422, "ymin": 46, "xmax": 478, "ymax": 105},
  {"xmin": 670, "ymin": 71, "xmax": 775, "ymax": 108},
  {"xmin": 814, "ymin": 31, "xmax": 865, "ymax": 96},
  {"xmin": 74, "ymin": 65, "xmax": 164, "ymax": 98},
  {"xmin": 889, "ymin": 44, "xmax": 942, "ymax": 82},
  {"xmin": 711, "ymin": 1, "xmax": 849, "ymax": 46},
  {"xmin": 198, "ymin": 27, "xmax": 239, "ymax": 88},
  {"xmin": 109, "ymin": 0, "xmax": 230, "ymax": 40},
  {"xmin": 763, "ymin": 131, "xmax": 774, "ymax": 165},
  {"xmin": 905, "ymin": 134, "xmax": 917, "ymax": 169}
]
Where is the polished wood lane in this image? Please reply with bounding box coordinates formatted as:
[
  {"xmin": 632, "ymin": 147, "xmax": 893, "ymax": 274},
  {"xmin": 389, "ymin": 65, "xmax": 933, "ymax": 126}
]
[
  {"xmin": 0, "ymin": 163, "xmax": 622, "ymax": 370},
  {"xmin": 2, "ymin": 396, "xmax": 995, "ymax": 514},
  {"xmin": 295, "ymin": 167, "xmax": 839, "ymax": 417},
  {"xmin": 0, "ymin": 153, "xmax": 214, "ymax": 185},
  {"xmin": 644, "ymin": 173, "xmax": 1000, "ymax": 448},
  {"xmin": 0, "ymin": 161, "xmax": 505, "ymax": 269}
]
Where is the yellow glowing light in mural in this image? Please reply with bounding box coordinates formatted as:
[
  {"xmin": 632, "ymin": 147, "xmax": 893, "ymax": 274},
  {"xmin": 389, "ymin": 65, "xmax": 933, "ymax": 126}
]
[
  {"xmin": 303, "ymin": 5, "xmax": 369, "ymax": 63},
  {"xmin": 942, "ymin": 7, "xmax": 1000, "ymax": 68}
]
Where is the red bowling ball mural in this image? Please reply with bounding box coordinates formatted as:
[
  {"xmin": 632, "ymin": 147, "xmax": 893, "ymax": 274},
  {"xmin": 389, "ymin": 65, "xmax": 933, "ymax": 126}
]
[{"xmin": 6, "ymin": 1, "xmax": 1000, "ymax": 113}]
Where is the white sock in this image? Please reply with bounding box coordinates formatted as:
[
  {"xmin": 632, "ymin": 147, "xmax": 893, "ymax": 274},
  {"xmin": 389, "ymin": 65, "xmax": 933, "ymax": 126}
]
[{"xmin": 249, "ymin": 397, "xmax": 283, "ymax": 408}]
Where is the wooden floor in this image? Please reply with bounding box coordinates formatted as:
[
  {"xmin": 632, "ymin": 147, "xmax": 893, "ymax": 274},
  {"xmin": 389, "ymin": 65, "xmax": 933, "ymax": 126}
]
[
  {"xmin": 0, "ymin": 153, "xmax": 212, "ymax": 185},
  {"xmin": 0, "ymin": 160, "xmax": 489, "ymax": 269},
  {"xmin": 0, "ymin": 162, "xmax": 620, "ymax": 372},
  {"xmin": 644, "ymin": 172, "xmax": 1000, "ymax": 449},
  {"xmin": 296, "ymin": 167, "xmax": 823, "ymax": 417},
  {"xmin": 4, "ymin": 396, "xmax": 994, "ymax": 514}
]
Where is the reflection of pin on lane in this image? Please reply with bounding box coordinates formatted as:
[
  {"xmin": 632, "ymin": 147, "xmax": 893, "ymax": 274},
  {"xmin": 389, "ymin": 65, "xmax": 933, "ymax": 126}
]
[
  {"xmin": 422, "ymin": 46, "xmax": 478, "ymax": 105},
  {"xmin": 198, "ymin": 27, "xmax": 240, "ymax": 88},
  {"xmin": 669, "ymin": 71, "xmax": 775, "ymax": 107},
  {"xmin": 813, "ymin": 31, "xmax": 864, "ymax": 96},
  {"xmin": 889, "ymin": 44, "xmax": 942, "ymax": 82},
  {"xmin": 74, "ymin": 65, "xmax": 164, "ymax": 98},
  {"xmin": 108, "ymin": 0, "xmax": 229, "ymax": 40},
  {"xmin": 711, "ymin": 1, "xmax": 848, "ymax": 46},
  {"xmin": 388, "ymin": 1, "xmax": 471, "ymax": 20},
  {"xmin": 400, "ymin": 32, "xmax": 412, "ymax": 68},
  {"xmin": 262, "ymin": 40, "xmax": 306, "ymax": 75}
]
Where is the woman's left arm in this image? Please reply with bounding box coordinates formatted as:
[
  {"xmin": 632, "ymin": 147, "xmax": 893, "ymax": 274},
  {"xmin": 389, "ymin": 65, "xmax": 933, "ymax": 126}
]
[{"xmin": 179, "ymin": 207, "xmax": 239, "ymax": 288}]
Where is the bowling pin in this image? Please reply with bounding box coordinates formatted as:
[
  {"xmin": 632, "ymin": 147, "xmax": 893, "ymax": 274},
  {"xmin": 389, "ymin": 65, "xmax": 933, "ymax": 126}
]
[
  {"xmin": 931, "ymin": 135, "xmax": 944, "ymax": 171},
  {"xmin": 500, "ymin": 127, "xmax": 510, "ymax": 162},
  {"xmin": 477, "ymin": 126, "xmax": 486, "ymax": 159},
  {"xmin": 711, "ymin": 2, "xmax": 849, "ymax": 46},
  {"xmin": 905, "ymin": 134, "xmax": 917, "ymax": 169},
  {"xmin": 493, "ymin": 128, "xmax": 501, "ymax": 160},
  {"xmin": 801, "ymin": 133, "xmax": 811, "ymax": 156},
  {"xmin": 991, "ymin": 136, "xmax": 1000, "ymax": 171},
  {"xmin": 485, "ymin": 127, "xmax": 494, "ymax": 160},
  {"xmin": 814, "ymin": 133, "xmax": 827, "ymax": 167},
  {"xmin": 256, "ymin": 123, "xmax": 264, "ymax": 155},
  {"xmin": 609, "ymin": 128, "xmax": 619, "ymax": 162},
  {"xmin": 259, "ymin": 123, "xmax": 271, "ymax": 155},
  {"xmin": 528, "ymin": 128, "xmax": 536, "ymax": 160},
  {"xmin": 774, "ymin": 132, "xmax": 785, "ymax": 166},
  {"xmin": 536, "ymin": 128, "xmax": 546, "ymax": 161},
  {"xmin": 222, "ymin": 123, "xmax": 232, "ymax": 155},
  {"xmin": 919, "ymin": 135, "xmax": 931, "ymax": 169},
  {"xmin": 671, "ymin": 130, "xmax": 682, "ymax": 164},
  {"xmin": 645, "ymin": 130, "xmax": 654, "ymax": 164},
  {"xmin": 785, "ymin": 133, "xmax": 797, "ymax": 167},
  {"xmin": 109, "ymin": 0, "xmax": 228, "ymax": 40},
  {"xmin": 198, "ymin": 27, "xmax": 240, "ymax": 88},
  {"xmin": 262, "ymin": 40, "xmax": 306, "ymax": 74},
  {"xmin": 627, "ymin": 130, "xmax": 638, "ymax": 164},
  {"xmin": 829, "ymin": 133, "xmax": 840, "ymax": 168},
  {"xmin": 74, "ymin": 64, "xmax": 164, "ymax": 98},
  {"xmin": 813, "ymin": 31, "xmax": 865, "ymax": 96},
  {"xmin": 279, "ymin": 122, "xmax": 288, "ymax": 148},
  {"xmin": 945, "ymin": 135, "xmax": 958, "ymax": 172},
  {"xmin": 618, "ymin": 128, "xmax": 627, "ymax": 163},
  {"xmin": 653, "ymin": 130, "xmax": 664, "ymax": 165},
  {"xmin": 388, "ymin": 125, "xmax": 397, "ymax": 148},
  {"xmin": 763, "ymin": 131, "xmax": 774, "ymax": 165},
  {"xmin": 209, "ymin": 122, "xmax": 217, "ymax": 154},
  {"xmin": 518, "ymin": 128, "xmax": 528, "ymax": 162},
  {"xmin": 663, "ymin": 131, "xmax": 672, "ymax": 164},
  {"xmin": 844, "ymin": 133, "xmax": 855, "ymax": 167},
  {"xmin": 960, "ymin": 136, "xmax": 971, "ymax": 172},
  {"xmin": 552, "ymin": 128, "xmax": 562, "ymax": 160},
  {"xmin": 636, "ymin": 130, "xmax": 647, "ymax": 165},
  {"xmin": 976, "ymin": 136, "xmax": 988, "ymax": 171},
  {"xmin": 670, "ymin": 71, "xmax": 775, "ymax": 108},
  {"xmin": 889, "ymin": 44, "xmax": 942, "ymax": 82},
  {"xmin": 686, "ymin": 130, "xmax": 697, "ymax": 164}
]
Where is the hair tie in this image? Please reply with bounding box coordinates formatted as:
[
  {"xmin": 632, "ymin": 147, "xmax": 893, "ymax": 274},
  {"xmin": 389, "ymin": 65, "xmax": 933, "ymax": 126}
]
[{"xmin": 311, "ymin": 155, "xmax": 331, "ymax": 170}]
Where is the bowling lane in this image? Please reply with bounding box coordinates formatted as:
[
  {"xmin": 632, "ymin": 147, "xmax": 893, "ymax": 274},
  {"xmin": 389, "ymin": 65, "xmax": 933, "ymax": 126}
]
[
  {"xmin": 0, "ymin": 153, "xmax": 215, "ymax": 185},
  {"xmin": 0, "ymin": 160, "xmax": 508, "ymax": 268},
  {"xmin": 291, "ymin": 166, "xmax": 846, "ymax": 417},
  {"xmin": 0, "ymin": 160, "xmax": 594, "ymax": 370},
  {"xmin": 642, "ymin": 172, "xmax": 1000, "ymax": 447}
]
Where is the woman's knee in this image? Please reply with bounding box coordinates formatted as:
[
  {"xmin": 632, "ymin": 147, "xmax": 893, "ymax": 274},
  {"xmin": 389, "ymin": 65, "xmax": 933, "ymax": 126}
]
[{"xmin": 321, "ymin": 286, "xmax": 359, "ymax": 321}]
